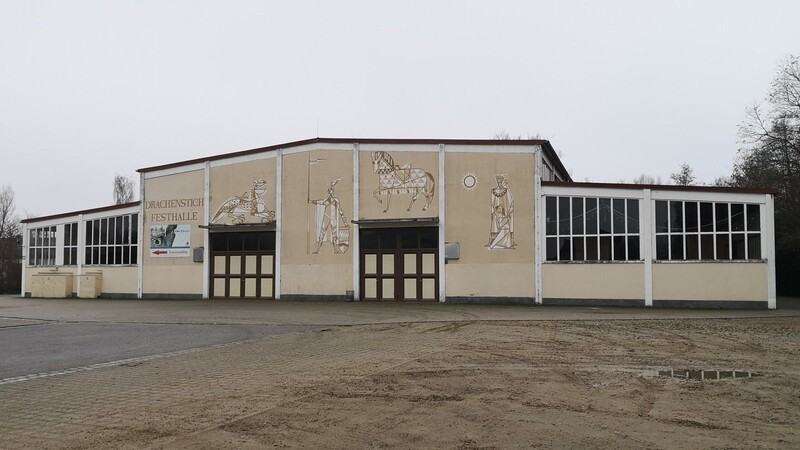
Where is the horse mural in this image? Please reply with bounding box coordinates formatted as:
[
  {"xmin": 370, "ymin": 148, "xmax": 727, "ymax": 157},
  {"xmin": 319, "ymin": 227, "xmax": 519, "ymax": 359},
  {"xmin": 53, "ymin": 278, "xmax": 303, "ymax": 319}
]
[{"xmin": 371, "ymin": 151, "xmax": 436, "ymax": 213}]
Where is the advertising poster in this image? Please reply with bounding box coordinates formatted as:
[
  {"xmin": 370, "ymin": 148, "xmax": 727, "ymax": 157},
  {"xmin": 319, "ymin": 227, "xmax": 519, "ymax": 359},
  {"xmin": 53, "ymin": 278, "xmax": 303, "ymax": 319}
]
[{"xmin": 150, "ymin": 224, "xmax": 191, "ymax": 257}]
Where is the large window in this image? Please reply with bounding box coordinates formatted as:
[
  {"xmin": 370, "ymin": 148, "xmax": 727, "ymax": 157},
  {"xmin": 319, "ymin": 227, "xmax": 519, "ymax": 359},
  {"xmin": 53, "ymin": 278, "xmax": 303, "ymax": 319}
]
[
  {"xmin": 63, "ymin": 223, "xmax": 78, "ymax": 265},
  {"xmin": 28, "ymin": 226, "xmax": 57, "ymax": 266},
  {"xmin": 546, "ymin": 196, "xmax": 641, "ymax": 261},
  {"xmin": 85, "ymin": 213, "xmax": 138, "ymax": 265},
  {"xmin": 655, "ymin": 201, "xmax": 761, "ymax": 261}
]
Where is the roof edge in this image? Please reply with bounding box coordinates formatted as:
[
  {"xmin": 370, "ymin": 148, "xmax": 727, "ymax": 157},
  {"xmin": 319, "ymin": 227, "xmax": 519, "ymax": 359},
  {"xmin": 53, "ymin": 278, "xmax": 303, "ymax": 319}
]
[
  {"xmin": 541, "ymin": 181, "xmax": 777, "ymax": 195},
  {"xmin": 136, "ymin": 137, "xmax": 567, "ymax": 174},
  {"xmin": 21, "ymin": 202, "xmax": 140, "ymax": 224}
]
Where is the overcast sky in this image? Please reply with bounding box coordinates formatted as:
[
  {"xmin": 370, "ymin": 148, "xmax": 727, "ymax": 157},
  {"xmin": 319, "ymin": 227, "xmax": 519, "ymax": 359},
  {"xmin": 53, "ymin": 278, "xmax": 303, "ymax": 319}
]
[{"xmin": 2, "ymin": 0, "xmax": 799, "ymax": 217}]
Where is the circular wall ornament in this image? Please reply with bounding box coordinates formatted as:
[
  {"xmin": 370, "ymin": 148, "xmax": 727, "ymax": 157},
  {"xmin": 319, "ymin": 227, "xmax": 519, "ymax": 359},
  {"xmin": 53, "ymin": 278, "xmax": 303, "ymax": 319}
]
[{"xmin": 461, "ymin": 173, "xmax": 477, "ymax": 190}]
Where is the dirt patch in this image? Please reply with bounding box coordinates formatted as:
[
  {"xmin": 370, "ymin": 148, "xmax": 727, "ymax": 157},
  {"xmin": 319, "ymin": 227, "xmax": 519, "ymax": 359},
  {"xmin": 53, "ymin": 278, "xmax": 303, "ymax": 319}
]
[{"xmin": 1, "ymin": 317, "xmax": 799, "ymax": 449}]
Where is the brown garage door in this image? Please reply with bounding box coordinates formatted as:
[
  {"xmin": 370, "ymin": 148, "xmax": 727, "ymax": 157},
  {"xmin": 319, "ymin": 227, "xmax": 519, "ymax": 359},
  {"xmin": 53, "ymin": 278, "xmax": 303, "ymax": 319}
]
[
  {"xmin": 360, "ymin": 227, "xmax": 438, "ymax": 301},
  {"xmin": 210, "ymin": 231, "xmax": 275, "ymax": 299}
]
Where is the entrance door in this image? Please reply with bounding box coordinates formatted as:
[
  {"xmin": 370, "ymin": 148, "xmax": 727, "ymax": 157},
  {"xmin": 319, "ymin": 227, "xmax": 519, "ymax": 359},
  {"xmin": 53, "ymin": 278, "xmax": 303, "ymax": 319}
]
[
  {"xmin": 210, "ymin": 231, "xmax": 275, "ymax": 299},
  {"xmin": 360, "ymin": 227, "xmax": 438, "ymax": 301}
]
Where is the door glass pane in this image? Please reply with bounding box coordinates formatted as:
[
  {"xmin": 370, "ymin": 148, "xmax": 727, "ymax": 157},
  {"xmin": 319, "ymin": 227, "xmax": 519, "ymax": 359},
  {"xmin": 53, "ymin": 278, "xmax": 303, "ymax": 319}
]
[
  {"xmin": 260, "ymin": 279, "xmax": 273, "ymax": 298},
  {"xmin": 379, "ymin": 230, "xmax": 397, "ymax": 249},
  {"xmin": 213, "ymin": 279, "xmax": 226, "ymax": 297},
  {"xmin": 245, "ymin": 255, "xmax": 258, "ymax": 274},
  {"xmin": 419, "ymin": 228, "xmax": 437, "ymax": 248},
  {"xmin": 361, "ymin": 230, "xmax": 379, "ymax": 249},
  {"xmin": 229, "ymin": 279, "xmax": 241, "ymax": 297},
  {"xmin": 400, "ymin": 229, "xmax": 418, "ymax": 249},
  {"xmin": 261, "ymin": 255, "xmax": 274, "ymax": 275},
  {"xmin": 230, "ymin": 256, "xmax": 241, "ymax": 274}
]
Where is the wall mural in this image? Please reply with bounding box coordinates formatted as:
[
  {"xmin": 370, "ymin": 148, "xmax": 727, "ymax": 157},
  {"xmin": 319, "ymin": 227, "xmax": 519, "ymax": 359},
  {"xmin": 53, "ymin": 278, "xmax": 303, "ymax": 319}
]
[
  {"xmin": 371, "ymin": 151, "xmax": 435, "ymax": 212},
  {"xmin": 211, "ymin": 179, "xmax": 276, "ymax": 224},
  {"xmin": 308, "ymin": 173, "xmax": 350, "ymax": 254},
  {"xmin": 487, "ymin": 175, "xmax": 516, "ymax": 249}
]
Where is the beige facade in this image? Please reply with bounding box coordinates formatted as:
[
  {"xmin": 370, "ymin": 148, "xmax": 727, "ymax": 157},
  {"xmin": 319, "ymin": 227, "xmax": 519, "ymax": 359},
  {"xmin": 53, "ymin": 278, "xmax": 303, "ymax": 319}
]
[{"xmin": 20, "ymin": 138, "xmax": 777, "ymax": 309}]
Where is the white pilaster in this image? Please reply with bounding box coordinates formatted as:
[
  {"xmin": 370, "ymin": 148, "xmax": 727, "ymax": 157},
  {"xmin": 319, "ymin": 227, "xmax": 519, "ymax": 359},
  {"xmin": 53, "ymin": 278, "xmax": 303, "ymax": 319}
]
[
  {"xmin": 137, "ymin": 173, "xmax": 145, "ymax": 299},
  {"xmin": 202, "ymin": 161, "xmax": 210, "ymax": 299},
  {"xmin": 275, "ymin": 149, "xmax": 283, "ymax": 300},
  {"xmin": 438, "ymin": 143, "xmax": 446, "ymax": 302},
  {"xmin": 352, "ymin": 143, "xmax": 360, "ymax": 301},
  {"xmin": 534, "ymin": 149, "xmax": 543, "ymax": 304},
  {"xmin": 765, "ymin": 194, "xmax": 777, "ymax": 309},
  {"xmin": 642, "ymin": 189, "xmax": 653, "ymax": 306},
  {"xmin": 20, "ymin": 223, "xmax": 27, "ymax": 297},
  {"xmin": 76, "ymin": 214, "xmax": 84, "ymax": 296}
]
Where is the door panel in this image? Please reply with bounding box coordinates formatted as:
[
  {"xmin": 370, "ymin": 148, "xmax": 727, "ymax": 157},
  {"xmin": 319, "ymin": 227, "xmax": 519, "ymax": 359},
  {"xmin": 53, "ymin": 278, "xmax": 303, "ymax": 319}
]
[
  {"xmin": 360, "ymin": 227, "xmax": 438, "ymax": 301},
  {"xmin": 210, "ymin": 231, "xmax": 275, "ymax": 299}
]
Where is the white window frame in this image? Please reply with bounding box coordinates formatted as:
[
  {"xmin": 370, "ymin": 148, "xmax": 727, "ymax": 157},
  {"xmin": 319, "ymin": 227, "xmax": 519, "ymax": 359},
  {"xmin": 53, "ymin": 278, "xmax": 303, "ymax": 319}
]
[
  {"xmin": 84, "ymin": 213, "xmax": 139, "ymax": 266},
  {"xmin": 63, "ymin": 222, "xmax": 79, "ymax": 266},
  {"xmin": 654, "ymin": 200, "xmax": 762, "ymax": 261},
  {"xmin": 545, "ymin": 195, "xmax": 642, "ymax": 262},
  {"xmin": 27, "ymin": 225, "xmax": 57, "ymax": 267}
]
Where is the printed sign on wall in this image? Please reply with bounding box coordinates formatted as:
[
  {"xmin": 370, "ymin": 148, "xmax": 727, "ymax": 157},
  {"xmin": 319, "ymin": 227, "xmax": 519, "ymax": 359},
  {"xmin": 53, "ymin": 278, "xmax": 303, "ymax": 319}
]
[{"xmin": 150, "ymin": 224, "xmax": 191, "ymax": 257}]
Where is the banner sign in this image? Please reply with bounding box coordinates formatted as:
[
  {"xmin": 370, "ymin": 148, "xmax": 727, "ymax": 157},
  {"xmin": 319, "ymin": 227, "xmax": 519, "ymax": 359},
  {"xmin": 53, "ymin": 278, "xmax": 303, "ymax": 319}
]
[{"xmin": 150, "ymin": 224, "xmax": 191, "ymax": 257}]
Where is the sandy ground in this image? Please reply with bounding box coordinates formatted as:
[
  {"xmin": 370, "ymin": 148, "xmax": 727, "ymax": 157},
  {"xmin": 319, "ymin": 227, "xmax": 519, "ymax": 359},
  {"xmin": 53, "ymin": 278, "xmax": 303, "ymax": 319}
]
[{"xmin": 1, "ymin": 316, "xmax": 799, "ymax": 449}]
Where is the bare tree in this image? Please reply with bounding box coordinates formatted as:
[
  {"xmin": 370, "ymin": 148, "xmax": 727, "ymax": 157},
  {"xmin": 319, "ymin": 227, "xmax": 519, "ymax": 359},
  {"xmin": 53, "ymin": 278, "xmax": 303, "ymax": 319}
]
[
  {"xmin": 0, "ymin": 186, "xmax": 21, "ymax": 293},
  {"xmin": 113, "ymin": 175, "xmax": 136, "ymax": 204},
  {"xmin": 632, "ymin": 174, "xmax": 663, "ymax": 185},
  {"xmin": 493, "ymin": 130, "xmax": 545, "ymax": 140},
  {"xmin": 732, "ymin": 55, "xmax": 800, "ymax": 294},
  {"xmin": 670, "ymin": 163, "xmax": 696, "ymax": 186}
]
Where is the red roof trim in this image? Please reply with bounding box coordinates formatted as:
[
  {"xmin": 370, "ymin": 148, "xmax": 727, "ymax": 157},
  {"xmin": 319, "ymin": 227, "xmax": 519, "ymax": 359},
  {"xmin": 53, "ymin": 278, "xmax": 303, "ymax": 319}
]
[
  {"xmin": 541, "ymin": 181, "xmax": 777, "ymax": 195},
  {"xmin": 21, "ymin": 202, "xmax": 140, "ymax": 224}
]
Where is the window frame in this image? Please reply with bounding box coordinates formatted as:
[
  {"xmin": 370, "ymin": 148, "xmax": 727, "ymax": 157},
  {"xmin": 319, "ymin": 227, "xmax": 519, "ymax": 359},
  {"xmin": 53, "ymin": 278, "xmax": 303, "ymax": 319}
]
[
  {"xmin": 84, "ymin": 213, "xmax": 139, "ymax": 266},
  {"xmin": 545, "ymin": 195, "xmax": 642, "ymax": 262},
  {"xmin": 654, "ymin": 200, "xmax": 762, "ymax": 262},
  {"xmin": 28, "ymin": 225, "xmax": 58, "ymax": 267}
]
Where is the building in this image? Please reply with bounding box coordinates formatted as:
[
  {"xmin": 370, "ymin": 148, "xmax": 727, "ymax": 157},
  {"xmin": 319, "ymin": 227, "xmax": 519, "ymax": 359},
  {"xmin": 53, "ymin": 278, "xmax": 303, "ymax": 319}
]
[{"xmin": 21, "ymin": 138, "xmax": 777, "ymax": 308}]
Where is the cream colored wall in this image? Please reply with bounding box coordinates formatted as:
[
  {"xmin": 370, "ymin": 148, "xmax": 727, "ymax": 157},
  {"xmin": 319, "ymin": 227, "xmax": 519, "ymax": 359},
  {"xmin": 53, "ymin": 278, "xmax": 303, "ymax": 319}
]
[
  {"xmin": 281, "ymin": 150, "xmax": 353, "ymax": 296},
  {"xmin": 210, "ymin": 158, "xmax": 277, "ymax": 225},
  {"xmin": 143, "ymin": 169, "xmax": 205, "ymax": 295},
  {"xmin": 542, "ymin": 263, "xmax": 645, "ymax": 300},
  {"xmin": 25, "ymin": 267, "xmax": 137, "ymax": 295},
  {"xmin": 444, "ymin": 152, "xmax": 535, "ymax": 298},
  {"xmin": 653, "ymin": 263, "xmax": 767, "ymax": 301},
  {"xmin": 359, "ymin": 150, "xmax": 438, "ymax": 219}
]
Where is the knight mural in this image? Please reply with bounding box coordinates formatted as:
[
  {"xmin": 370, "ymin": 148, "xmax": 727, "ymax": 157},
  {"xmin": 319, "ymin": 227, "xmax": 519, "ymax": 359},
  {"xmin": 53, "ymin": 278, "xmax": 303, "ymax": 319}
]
[
  {"xmin": 211, "ymin": 179, "xmax": 275, "ymax": 224},
  {"xmin": 487, "ymin": 175, "xmax": 516, "ymax": 249},
  {"xmin": 308, "ymin": 178, "xmax": 350, "ymax": 254},
  {"xmin": 371, "ymin": 151, "xmax": 435, "ymax": 212}
]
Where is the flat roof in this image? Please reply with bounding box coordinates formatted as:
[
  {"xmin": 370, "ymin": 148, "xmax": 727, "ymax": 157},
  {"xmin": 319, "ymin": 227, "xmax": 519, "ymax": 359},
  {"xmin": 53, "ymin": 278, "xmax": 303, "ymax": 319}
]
[
  {"xmin": 542, "ymin": 180, "xmax": 777, "ymax": 195},
  {"xmin": 136, "ymin": 137, "xmax": 572, "ymax": 182},
  {"xmin": 21, "ymin": 202, "xmax": 140, "ymax": 224}
]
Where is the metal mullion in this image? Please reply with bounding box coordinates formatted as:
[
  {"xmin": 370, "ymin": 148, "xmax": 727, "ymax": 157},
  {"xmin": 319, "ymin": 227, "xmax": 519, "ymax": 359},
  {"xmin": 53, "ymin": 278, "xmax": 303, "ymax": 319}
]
[
  {"xmin": 569, "ymin": 197, "xmax": 573, "ymax": 261},
  {"xmin": 728, "ymin": 203, "xmax": 732, "ymax": 259},
  {"xmin": 712, "ymin": 202, "xmax": 717, "ymax": 260},
  {"xmin": 667, "ymin": 201, "xmax": 671, "ymax": 260}
]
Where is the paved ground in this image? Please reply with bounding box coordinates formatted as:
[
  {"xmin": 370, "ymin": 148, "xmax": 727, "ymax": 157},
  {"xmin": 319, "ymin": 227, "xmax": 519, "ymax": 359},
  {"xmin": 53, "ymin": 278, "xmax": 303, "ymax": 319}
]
[{"xmin": 0, "ymin": 296, "xmax": 798, "ymax": 449}]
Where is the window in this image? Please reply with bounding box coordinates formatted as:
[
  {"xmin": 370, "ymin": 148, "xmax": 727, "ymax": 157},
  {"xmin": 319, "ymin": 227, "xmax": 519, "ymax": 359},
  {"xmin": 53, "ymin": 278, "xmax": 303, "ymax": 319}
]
[
  {"xmin": 545, "ymin": 196, "xmax": 641, "ymax": 261},
  {"xmin": 63, "ymin": 223, "xmax": 78, "ymax": 265},
  {"xmin": 655, "ymin": 201, "xmax": 761, "ymax": 261},
  {"xmin": 28, "ymin": 226, "xmax": 57, "ymax": 266},
  {"xmin": 85, "ymin": 213, "xmax": 138, "ymax": 265}
]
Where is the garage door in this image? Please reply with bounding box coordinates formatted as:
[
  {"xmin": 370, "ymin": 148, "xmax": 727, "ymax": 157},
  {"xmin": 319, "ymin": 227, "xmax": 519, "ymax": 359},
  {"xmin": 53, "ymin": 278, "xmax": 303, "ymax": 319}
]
[
  {"xmin": 360, "ymin": 227, "xmax": 438, "ymax": 301},
  {"xmin": 210, "ymin": 231, "xmax": 275, "ymax": 299}
]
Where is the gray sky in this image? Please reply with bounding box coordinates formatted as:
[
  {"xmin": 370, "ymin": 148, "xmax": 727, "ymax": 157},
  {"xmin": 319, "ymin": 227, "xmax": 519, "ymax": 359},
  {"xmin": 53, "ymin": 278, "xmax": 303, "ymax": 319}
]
[{"xmin": 2, "ymin": 0, "xmax": 799, "ymax": 217}]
